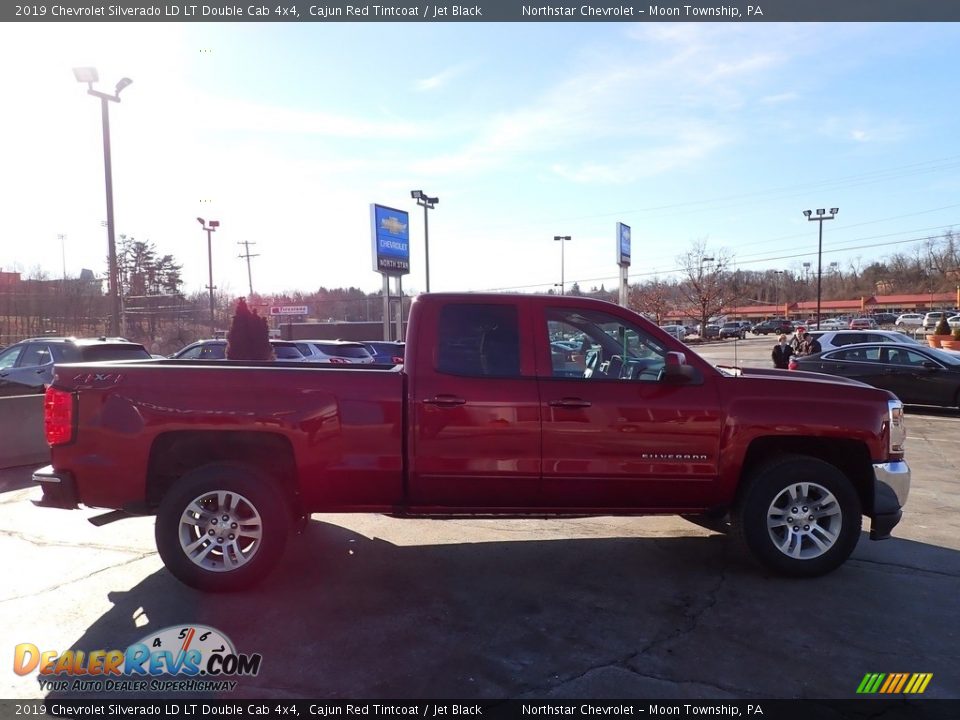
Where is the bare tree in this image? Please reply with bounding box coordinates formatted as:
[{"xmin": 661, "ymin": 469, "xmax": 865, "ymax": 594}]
[
  {"xmin": 629, "ymin": 278, "xmax": 674, "ymax": 324},
  {"xmin": 676, "ymin": 239, "xmax": 734, "ymax": 335}
]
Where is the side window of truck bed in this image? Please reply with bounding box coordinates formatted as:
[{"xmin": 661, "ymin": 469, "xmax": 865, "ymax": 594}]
[{"xmin": 436, "ymin": 304, "xmax": 521, "ymax": 378}]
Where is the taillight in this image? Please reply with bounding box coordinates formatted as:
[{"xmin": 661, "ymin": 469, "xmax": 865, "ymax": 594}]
[
  {"xmin": 44, "ymin": 386, "xmax": 75, "ymax": 446},
  {"xmin": 788, "ymin": 359, "xmax": 798, "ymax": 370}
]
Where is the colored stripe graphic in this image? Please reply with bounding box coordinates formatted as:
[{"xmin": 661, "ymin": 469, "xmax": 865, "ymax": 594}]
[{"xmin": 857, "ymin": 673, "xmax": 932, "ymax": 694}]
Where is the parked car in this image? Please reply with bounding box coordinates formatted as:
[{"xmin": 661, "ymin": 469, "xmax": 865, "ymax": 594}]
[
  {"xmin": 0, "ymin": 336, "xmax": 150, "ymax": 397},
  {"xmin": 849, "ymin": 317, "xmax": 879, "ymax": 330},
  {"xmin": 34, "ymin": 292, "xmax": 910, "ymax": 591},
  {"xmin": 948, "ymin": 316, "xmax": 960, "ymax": 330},
  {"xmin": 294, "ymin": 340, "xmax": 375, "ymax": 364},
  {"xmin": 923, "ymin": 311, "xmax": 959, "ymax": 331},
  {"xmin": 804, "ymin": 330, "xmax": 925, "ymax": 354},
  {"xmin": 362, "ymin": 341, "xmax": 406, "ymax": 364},
  {"xmin": 895, "ymin": 313, "xmax": 924, "ymax": 328},
  {"xmin": 171, "ymin": 339, "xmax": 306, "ymax": 361},
  {"xmin": 701, "ymin": 324, "xmax": 721, "ymax": 339},
  {"xmin": 719, "ymin": 322, "xmax": 746, "ymax": 340},
  {"xmin": 792, "ymin": 343, "xmax": 960, "ymax": 409},
  {"xmin": 870, "ymin": 313, "xmax": 899, "ymax": 326},
  {"xmin": 737, "ymin": 320, "xmax": 755, "ymax": 333},
  {"xmin": 659, "ymin": 325, "xmax": 687, "ymax": 340},
  {"xmin": 816, "ymin": 318, "xmax": 846, "ymax": 331},
  {"xmin": 753, "ymin": 319, "xmax": 794, "ymax": 335}
]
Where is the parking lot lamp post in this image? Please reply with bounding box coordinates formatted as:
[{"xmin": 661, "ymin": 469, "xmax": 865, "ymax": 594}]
[
  {"xmin": 73, "ymin": 67, "xmax": 132, "ymax": 337},
  {"xmin": 198, "ymin": 218, "xmax": 220, "ymax": 336},
  {"xmin": 773, "ymin": 270, "xmax": 785, "ymax": 315},
  {"xmin": 803, "ymin": 207, "xmax": 838, "ymax": 330},
  {"xmin": 554, "ymin": 236, "xmax": 572, "ymax": 295},
  {"xmin": 411, "ymin": 190, "xmax": 439, "ymax": 292}
]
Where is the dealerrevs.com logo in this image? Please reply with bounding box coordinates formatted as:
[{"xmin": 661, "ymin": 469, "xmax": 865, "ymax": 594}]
[{"xmin": 14, "ymin": 625, "xmax": 262, "ymax": 693}]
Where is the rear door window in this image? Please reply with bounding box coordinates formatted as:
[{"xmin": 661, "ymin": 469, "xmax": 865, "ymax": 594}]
[{"xmin": 437, "ymin": 304, "xmax": 520, "ymax": 377}]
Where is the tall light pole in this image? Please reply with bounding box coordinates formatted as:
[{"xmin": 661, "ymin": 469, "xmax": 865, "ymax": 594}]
[
  {"xmin": 198, "ymin": 218, "xmax": 220, "ymax": 336},
  {"xmin": 773, "ymin": 270, "xmax": 785, "ymax": 315},
  {"xmin": 411, "ymin": 190, "xmax": 438, "ymax": 292},
  {"xmin": 73, "ymin": 67, "xmax": 132, "ymax": 337},
  {"xmin": 554, "ymin": 236, "xmax": 572, "ymax": 294},
  {"xmin": 803, "ymin": 207, "xmax": 838, "ymax": 330}
]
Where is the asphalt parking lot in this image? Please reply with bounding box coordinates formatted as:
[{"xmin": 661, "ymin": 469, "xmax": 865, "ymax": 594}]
[{"xmin": 1, "ymin": 335, "xmax": 958, "ymax": 701}]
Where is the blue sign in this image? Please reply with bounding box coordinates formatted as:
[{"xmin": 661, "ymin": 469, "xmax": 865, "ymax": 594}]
[
  {"xmin": 370, "ymin": 204, "xmax": 410, "ymax": 276},
  {"xmin": 617, "ymin": 222, "xmax": 631, "ymax": 267}
]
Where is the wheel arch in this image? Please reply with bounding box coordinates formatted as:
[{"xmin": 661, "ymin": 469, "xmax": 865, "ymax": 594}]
[
  {"xmin": 739, "ymin": 436, "xmax": 874, "ymax": 514},
  {"xmin": 146, "ymin": 431, "xmax": 300, "ymax": 517}
]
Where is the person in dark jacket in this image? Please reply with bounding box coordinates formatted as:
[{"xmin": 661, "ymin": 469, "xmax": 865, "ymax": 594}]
[
  {"xmin": 772, "ymin": 334, "xmax": 794, "ymax": 369},
  {"xmin": 802, "ymin": 334, "xmax": 822, "ymax": 356}
]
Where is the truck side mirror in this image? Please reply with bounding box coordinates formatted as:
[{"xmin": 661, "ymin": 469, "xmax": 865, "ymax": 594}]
[{"xmin": 662, "ymin": 351, "xmax": 694, "ymax": 382}]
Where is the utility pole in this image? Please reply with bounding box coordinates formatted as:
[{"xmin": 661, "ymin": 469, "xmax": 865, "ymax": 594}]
[{"xmin": 237, "ymin": 240, "xmax": 259, "ymax": 298}]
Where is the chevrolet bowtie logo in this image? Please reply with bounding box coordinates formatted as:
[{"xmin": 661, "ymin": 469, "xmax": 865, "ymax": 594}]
[{"xmin": 381, "ymin": 217, "xmax": 407, "ymax": 235}]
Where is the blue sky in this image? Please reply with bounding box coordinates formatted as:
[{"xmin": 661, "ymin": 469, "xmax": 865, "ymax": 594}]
[{"xmin": 2, "ymin": 22, "xmax": 960, "ymax": 297}]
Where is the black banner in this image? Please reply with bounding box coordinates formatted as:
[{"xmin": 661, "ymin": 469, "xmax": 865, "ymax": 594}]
[
  {"xmin": 1, "ymin": 699, "xmax": 958, "ymax": 720},
  {"xmin": 5, "ymin": 0, "xmax": 960, "ymax": 23}
]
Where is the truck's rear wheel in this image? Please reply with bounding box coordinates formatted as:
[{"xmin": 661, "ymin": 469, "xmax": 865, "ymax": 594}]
[
  {"xmin": 155, "ymin": 463, "xmax": 289, "ymax": 591},
  {"xmin": 733, "ymin": 455, "xmax": 861, "ymax": 577}
]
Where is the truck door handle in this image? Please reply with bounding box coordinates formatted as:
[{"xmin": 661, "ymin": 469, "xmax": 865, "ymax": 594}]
[
  {"xmin": 549, "ymin": 397, "xmax": 592, "ymax": 408},
  {"xmin": 423, "ymin": 395, "xmax": 466, "ymax": 407}
]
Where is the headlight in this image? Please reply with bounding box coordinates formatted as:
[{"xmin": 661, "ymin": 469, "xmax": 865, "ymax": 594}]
[{"xmin": 888, "ymin": 399, "xmax": 906, "ymax": 454}]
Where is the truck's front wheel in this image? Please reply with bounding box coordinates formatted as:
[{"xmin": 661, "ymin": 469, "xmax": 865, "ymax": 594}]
[
  {"xmin": 733, "ymin": 456, "xmax": 861, "ymax": 577},
  {"xmin": 155, "ymin": 463, "xmax": 289, "ymax": 591}
]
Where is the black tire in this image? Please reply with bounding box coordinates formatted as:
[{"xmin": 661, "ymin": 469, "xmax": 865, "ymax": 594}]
[
  {"xmin": 155, "ymin": 463, "xmax": 290, "ymax": 592},
  {"xmin": 732, "ymin": 455, "xmax": 861, "ymax": 577}
]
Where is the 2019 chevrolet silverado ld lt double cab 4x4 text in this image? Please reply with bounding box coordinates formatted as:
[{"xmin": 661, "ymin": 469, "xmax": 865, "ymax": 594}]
[{"xmin": 33, "ymin": 293, "xmax": 910, "ymax": 591}]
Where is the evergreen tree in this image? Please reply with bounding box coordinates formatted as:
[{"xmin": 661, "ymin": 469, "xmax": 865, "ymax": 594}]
[{"xmin": 226, "ymin": 298, "xmax": 273, "ymax": 361}]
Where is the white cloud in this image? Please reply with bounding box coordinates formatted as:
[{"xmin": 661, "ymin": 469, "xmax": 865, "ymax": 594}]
[{"xmin": 415, "ymin": 64, "xmax": 468, "ymax": 92}]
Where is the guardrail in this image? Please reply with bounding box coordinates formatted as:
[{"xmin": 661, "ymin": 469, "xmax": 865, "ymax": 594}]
[{"xmin": 0, "ymin": 395, "xmax": 49, "ymax": 469}]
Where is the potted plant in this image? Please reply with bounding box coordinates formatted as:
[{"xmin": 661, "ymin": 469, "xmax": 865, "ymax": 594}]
[
  {"xmin": 928, "ymin": 315, "xmax": 952, "ymax": 348},
  {"xmin": 943, "ymin": 326, "xmax": 960, "ymax": 351}
]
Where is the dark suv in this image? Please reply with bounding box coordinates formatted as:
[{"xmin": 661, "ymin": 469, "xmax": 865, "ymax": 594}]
[
  {"xmin": 0, "ymin": 336, "xmax": 150, "ymax": 397},
  {"xmin": 719, "ymin": 322, "xmax": 747, "ymax": 339},
  {"xmin": 753, "ymin": 318, "xmax": 794, "ymax": 335}
]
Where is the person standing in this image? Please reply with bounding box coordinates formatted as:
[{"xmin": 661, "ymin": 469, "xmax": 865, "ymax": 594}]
[
  {"xmin": 791, "ymin": 326, "xmax": 807, "ymax": 354},
  {"xmin": 772, "ymin": 334, "xmax": 794, "ymax": 369},
  {"xmin": 802, "ymin": 332, "xmax": 822, "ymax": 356}
]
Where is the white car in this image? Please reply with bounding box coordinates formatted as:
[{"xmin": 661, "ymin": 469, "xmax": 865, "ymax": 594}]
[
  {"xmin": 816, "ymin": 319, "xmax": 846, "ymax": 331},
  {"xmin": 805, "ymin": 329, "xmax": 925, "ymax": 353},
  {"xmin": 294, "ymin": 340, "xmax": 375, "ymax": 364},
  {"xmin": 922, "ymin": 311, "xmax": 959, "ymax": 331},
  {"xmin": 948, "ymin": 316, "xmax": 960, "ymax": 330},
  {"xmin": 895, "ymin": 313, "xmax": 924, "ymax": 328}
]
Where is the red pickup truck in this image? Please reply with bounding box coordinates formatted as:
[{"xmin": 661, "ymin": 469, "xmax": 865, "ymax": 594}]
[{"xmin": 33, "ymin": 293, "xmax": 910, "ymax": 591}]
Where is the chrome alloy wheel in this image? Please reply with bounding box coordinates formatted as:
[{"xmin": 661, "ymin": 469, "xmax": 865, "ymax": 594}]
[
  {"xmin": 178, "ymin": 490, "xmax": 263, "ymax": 572},
  {"xmin": 766, "ymin": 482, "xmax": 842, "ymax": 560}
]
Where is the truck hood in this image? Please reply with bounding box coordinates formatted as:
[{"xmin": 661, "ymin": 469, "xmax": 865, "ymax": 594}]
[{"xmin": 735, "ymin": 366, "xmax": 870, "ymax": 386}]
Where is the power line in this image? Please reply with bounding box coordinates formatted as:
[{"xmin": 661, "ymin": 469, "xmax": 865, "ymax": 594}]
[{"xmin": 476, "ymin": 224, "xmax": 960, "ymax": 294}]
